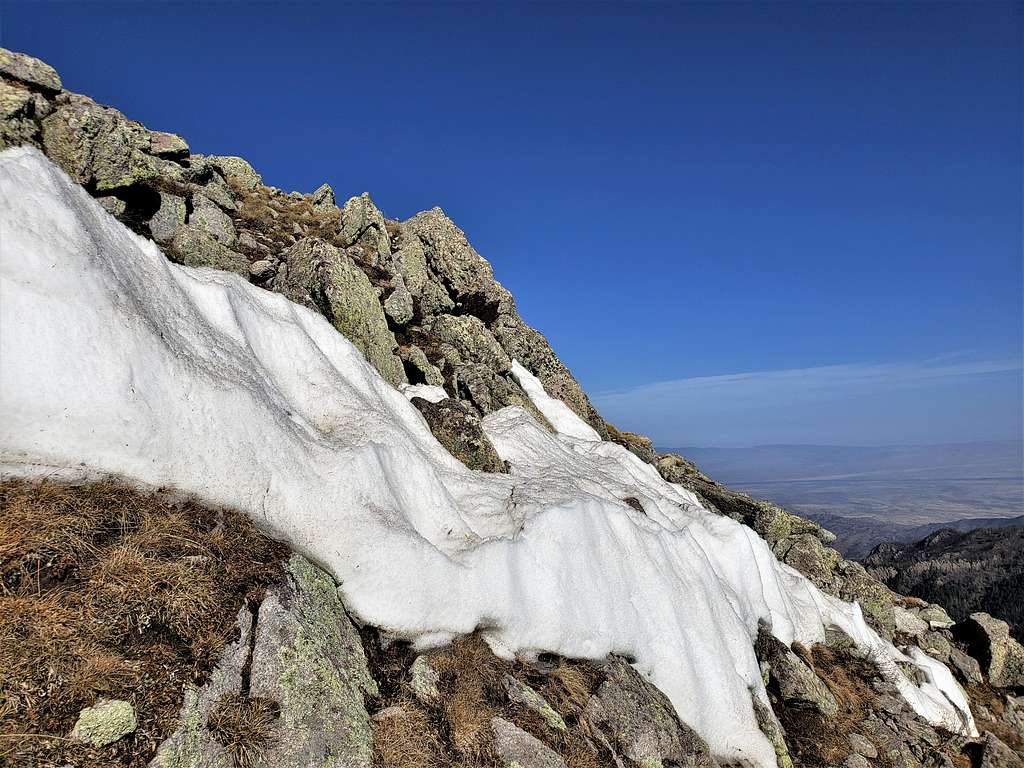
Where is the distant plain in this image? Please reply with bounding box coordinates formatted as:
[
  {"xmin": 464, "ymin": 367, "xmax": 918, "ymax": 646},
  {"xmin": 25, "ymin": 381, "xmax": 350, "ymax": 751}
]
[{"xmin": 676, "ymin": 442, "xmax": 1024, "ymax": 557}]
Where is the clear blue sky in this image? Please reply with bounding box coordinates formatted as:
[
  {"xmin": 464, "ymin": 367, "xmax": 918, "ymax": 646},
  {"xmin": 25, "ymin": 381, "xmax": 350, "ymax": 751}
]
[{"xmin": 6, "ymin": 2, "xmax": 1021, "ymax": 446}]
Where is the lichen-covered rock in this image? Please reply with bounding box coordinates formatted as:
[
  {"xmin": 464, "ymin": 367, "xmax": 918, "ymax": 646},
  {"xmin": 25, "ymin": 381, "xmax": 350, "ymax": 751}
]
[
  {"xmin": 955, "ymin": 613, "xmax": 1024, "ymax": 688},
  {"xmin": 755, "ymin": 625, "xmax": 839, "ymax": 717},
  {"xmin": 490, "ymin": 717, "xmax": 567, "ymax": 768},
  {"xmin": 918, "ymin": 631, "xmax": 952, "ymax": 663},
  {"xmin": 431, "ymin": 313, "xmax": 512, "ymax": 372},
  {"xmin": 383, "ymin": 275, "xmax": 414, "ymax": 325},
  {"xmin": 585, "ymin": 657, "xmax": 716, "ymax": 767},
  {"xmin": 399, "ymin": 344, "xmax": 445, "ymax": 387},
  {"xmin": 752, "ymin": 694, "xmax": 794, "ymax": 768},
  {"xmin": 41, "ymin": 95, "xmax": 161, "ymax": 192},
  {"xmin": 151, "ymin": 555, "xmax": 376, "ymax": 768},
  {"xmin": 248, "ymin": 259, "xmax": 276, "ymax": 283},
  {"xmin": 71, "ymin": 699, "xmax": 137, "ymax": 747},
  {"xmin": 979, "ymin": 731, "xmax": 1024, "ymax": 768},
  {"xmin": 404, "ymin": 207, "xmax": 504, "ymax": 315},
  {"xmin": 277, "ymin": 237, "xmax": 406, "ymax": 387},
  {"xmin": 206, "ymin": 155, "xmax": 262, "ymax": 192},
  {"xmin": 0, "ymin": 48, "xmax": 61, "ymax": 92},
  {"xmin": 773, "ymin": 533, "xmax": 840, "ymax": 588},
  {"xmin": 409, "ymin": 655, "xmax": 441, "ymax": 702},
  {"xmin": 848, "ymin": 732, "xmax": 878, "ymax": 758},
  {"xmin": 491, "ymin": 312, "xmax": 608, "ymax": 437},
  {"xmin": 189, "ymin": 193, "xmax": 236, "ymax": 245},
  {"xmin": 247, "ymin": 555, "xmax": 379, "ymax": 767},
  {"xmin": 148, "ymin": 191, "xmax": 186, "ymax": 243},
  {"xmin": 311, "ymin": 182, "xmax": 336, "ymax": 210},
  {"xmin": 341, "ymin": 192, "xmax": 393, "ymax": 268},
  {"xmin": 502, "ymin": 674, "xmax": 566, "ymax": 731},
  {"xmin": 0, "ymin": 80, "xmax": 47, "ymax": 149},
  {"xmin": 168, "ymin": 225, "xmax": 249, "ymax": 276},
  {"xmin": 918, "ymin": 604, "xmax": 955, "ymax": 630},
  {"xmin": 149, "ymin": 130, "xmax": 188, "ymax": 158},
  {"xmin": 835, "ymin": 560, "xmax": 896, "ymax": 641},
  {"xmin": 411, "ymin": 396, "xmax": 505, "ymax": 472},
  {"xmin": 894, "ymin": 606, "xmax": 930, "ymax": 637}
]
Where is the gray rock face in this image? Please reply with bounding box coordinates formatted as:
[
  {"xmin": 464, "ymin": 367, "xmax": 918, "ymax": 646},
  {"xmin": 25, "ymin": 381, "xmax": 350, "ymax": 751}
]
[
  {"xmin": 341, "ymin": 192, "xmax": 392, "ymax": 267},
  {"xmin": 490, "ymin": 717, "xmax": 567, "ymax": 768},
  {"xmin": 149, "ymin": 130, "xmax": 188, "ymax": 158},
  {"xmin": 207, "ymin": 155, "xmax": 262, "ymax": 192},
  {"xmin": 918, "ymin": 630, "xmax": 952, "ymax": 663},
  {"xmin": 189, "ymin": 193, "xmax": 237, "ymax": 245},
  {"xmin": 491, "ymin": 312, "xmax": 608, "ymax": 437},
  {"xmin": 411, "ymin": 396, "xmax": 505, "ymax": 473},
  {"xmin": 404, "ymin": 207, "xmax": 504, "ymax": 315},
  {"xmin": 398, "ymin": 344, "xmax": 444, "ymax": 387},
  {"xmin": 894, "ymin": 606, "xmax": 930, "ymax": 637},
  {"xmin": 0, "ymin": 80, "xmax": 48, "ymax": 149},
  {"xmin": 151, "ymin": 555, "xmax": 377, "ymax": 768},
  {"xmin": 431, "ymin": 314, "xmax": 512, "ymax": 373},
  {"xmin": 41, "ymin": 94, "xmax": 161, "ymax": 192},
  {"xmin": 310, "ymin": 182, "xmax": 336, "ymax": 210},
  {"xmin": 248, "ymin": 259, "xmax": 276, "ymax": 283},
  {"xmin": 948, "ymin": 645, "xmax": 984, "ymax": 685},
  {"xmin": 168, "ymin": 225, "xmax": 249, "ymax": 277},
  {"xmin": 848, "ymin": 732, "xmax": 878, "ymax": 758},
  {"xmin": 149, "ymin": 192, "xmax": 186, "ymax": 243},
  {"xmin": 755, "ymin": 624, "xmax": 839, "ymax": 717},
  {"xmin": 980, "ymin": 732, "xmax": 1024, "ymax": 768},
  {"xmin": 956, "ymin": 613, "xmax": 1024, "ymax": 688},
  {"xmin": 383, "ymin": 275, "xmax": 414, "ymax": 325},
  {"xmin": 585, "ymin": 657, "xmax": 716, "ymax": 768},
  {"xmin": 277, "ymin": 237, "xmax": 406, "ymax": 387},
  {"xmin": 0, "ymin": 48, "xmax": 61, "ymax": 92}
]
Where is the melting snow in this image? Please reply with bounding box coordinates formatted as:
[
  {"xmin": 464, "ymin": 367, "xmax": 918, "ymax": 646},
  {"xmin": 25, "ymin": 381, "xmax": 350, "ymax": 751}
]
[{"xmin": 0, "ymin": 148, "xmax": 976, "ymax": 766}]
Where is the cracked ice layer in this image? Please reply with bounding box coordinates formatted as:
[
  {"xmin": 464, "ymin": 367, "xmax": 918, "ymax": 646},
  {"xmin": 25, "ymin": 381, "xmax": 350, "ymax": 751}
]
[{"xmin": 0, "ymin": 147, "xmax": 976, "ymax": 767}]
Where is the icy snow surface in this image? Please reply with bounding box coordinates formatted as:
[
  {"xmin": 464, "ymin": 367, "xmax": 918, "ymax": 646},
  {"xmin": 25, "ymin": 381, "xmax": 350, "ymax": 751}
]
[
  {"xmin": 399, "ymin": 383, "xmax": 449, "ymax": 403},
  {"xmin": 0, "ymin": 148, "xmax": 976, "ymax": 766}
]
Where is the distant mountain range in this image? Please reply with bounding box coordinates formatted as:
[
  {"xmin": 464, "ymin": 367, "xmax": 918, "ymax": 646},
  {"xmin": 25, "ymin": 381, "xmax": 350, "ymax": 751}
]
[
  {"xmin": 673, "ymin": 441, "xmax": 1023, "ymax": 557},
  {"xmin": 864, "ymin": 525, "xmax": 1024, "ymax": 642}
]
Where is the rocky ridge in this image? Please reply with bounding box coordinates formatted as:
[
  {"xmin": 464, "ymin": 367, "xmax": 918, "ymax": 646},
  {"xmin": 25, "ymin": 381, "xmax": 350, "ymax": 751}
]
[{"xmin": 1, "ymin": 48, "xmax": 1022, "ymax": 768}]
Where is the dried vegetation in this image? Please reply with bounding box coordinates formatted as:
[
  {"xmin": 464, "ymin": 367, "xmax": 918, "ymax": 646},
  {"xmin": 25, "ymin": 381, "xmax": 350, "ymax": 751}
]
[{"xmin": 0, "ymin": 478, "xmax": 288, "ymax": 767}]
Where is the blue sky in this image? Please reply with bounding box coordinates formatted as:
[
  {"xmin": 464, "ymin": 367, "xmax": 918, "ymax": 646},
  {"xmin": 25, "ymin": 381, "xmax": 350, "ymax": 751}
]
[{"xmin": 5, "ymin": 2, "xmax": 1021, "ymax": 447}]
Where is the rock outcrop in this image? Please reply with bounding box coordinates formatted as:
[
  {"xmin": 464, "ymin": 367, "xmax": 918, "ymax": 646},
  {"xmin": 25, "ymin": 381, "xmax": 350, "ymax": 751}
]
[{"xmin": 150, "ymin": 555, "xmax": 377, "ymax": 768}]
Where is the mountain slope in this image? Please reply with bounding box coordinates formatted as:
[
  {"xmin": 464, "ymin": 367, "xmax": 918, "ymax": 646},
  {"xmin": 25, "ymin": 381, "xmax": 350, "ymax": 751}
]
[{"xmin": 1, "ymin": 48, "xmax": 1022, "ymax": 768}]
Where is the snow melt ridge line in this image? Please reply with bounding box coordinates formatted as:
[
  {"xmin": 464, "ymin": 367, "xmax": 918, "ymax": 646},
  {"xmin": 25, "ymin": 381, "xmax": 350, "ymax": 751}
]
[{"xmin": 0, "ymin": 146, "xmax": 976, "ymax": 767}]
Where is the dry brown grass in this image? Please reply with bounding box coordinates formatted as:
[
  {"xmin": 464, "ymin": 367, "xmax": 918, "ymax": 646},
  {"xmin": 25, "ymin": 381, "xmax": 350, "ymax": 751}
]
[
  {"xmin": 234, "ymin": 186, "xmax": 346, "ymax": 259},
  {"xmin": 769, "ymin": 644, "xmax": 894, "ymax": 768},
  {"xmin": 371, "ymin": 702, "xmax": 442, "ymax": 768},
  {"xmin": 367, "ymin": 633, "xmax": 611, "ymax": 768},
  {"xmin": 207, "ymin": 693, "xmax": 281, "ymax": 768},
  {"xmin": 0, "ymin": 477, "xmax": 289, "ymax": 768}
]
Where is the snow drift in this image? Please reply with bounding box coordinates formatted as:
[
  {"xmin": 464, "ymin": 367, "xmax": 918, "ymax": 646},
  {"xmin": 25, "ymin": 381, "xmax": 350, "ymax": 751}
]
[{"xmin": 0, "ymin": 147, "xmax": 976, "ymax": 766}]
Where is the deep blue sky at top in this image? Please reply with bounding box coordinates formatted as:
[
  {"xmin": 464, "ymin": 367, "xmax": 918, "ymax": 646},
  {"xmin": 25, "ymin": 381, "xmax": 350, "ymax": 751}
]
[{"xmin": 5, "ymin": 2, "xmax": 1022, "ymax": 446}]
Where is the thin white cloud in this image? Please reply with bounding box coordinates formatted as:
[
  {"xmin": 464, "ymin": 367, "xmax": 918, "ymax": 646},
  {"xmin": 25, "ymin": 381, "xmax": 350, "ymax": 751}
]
[{"xmin": 593, "ymin": 355, "xmax": 1023, "ymax": 447}]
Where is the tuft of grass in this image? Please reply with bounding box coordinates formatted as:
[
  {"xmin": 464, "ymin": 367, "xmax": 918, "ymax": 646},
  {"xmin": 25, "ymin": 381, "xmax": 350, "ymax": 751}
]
[
  {"xmin": 207, "ymin": 693, "xmax": 280, "ymax": 768},
  {"xmin": 371, "ymin": 701, "xmax": 442, "ymax": 768},
  {"xmin": 0, "ymin": 477, "xmax": 289, "ymax": 768}
]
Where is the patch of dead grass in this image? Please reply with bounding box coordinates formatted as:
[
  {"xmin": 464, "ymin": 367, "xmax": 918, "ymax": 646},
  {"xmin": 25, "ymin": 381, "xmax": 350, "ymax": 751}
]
[
  {"xmin": 207, "ymin": 693, "xmax": 281, "ymax": 768},
  {"xmin": 367, "ymin": 633, "xmax": 611, "ymax": 768},
  {"xmin": 0, "ymin": 477, "xmax": 289, "ymax": 768}
]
